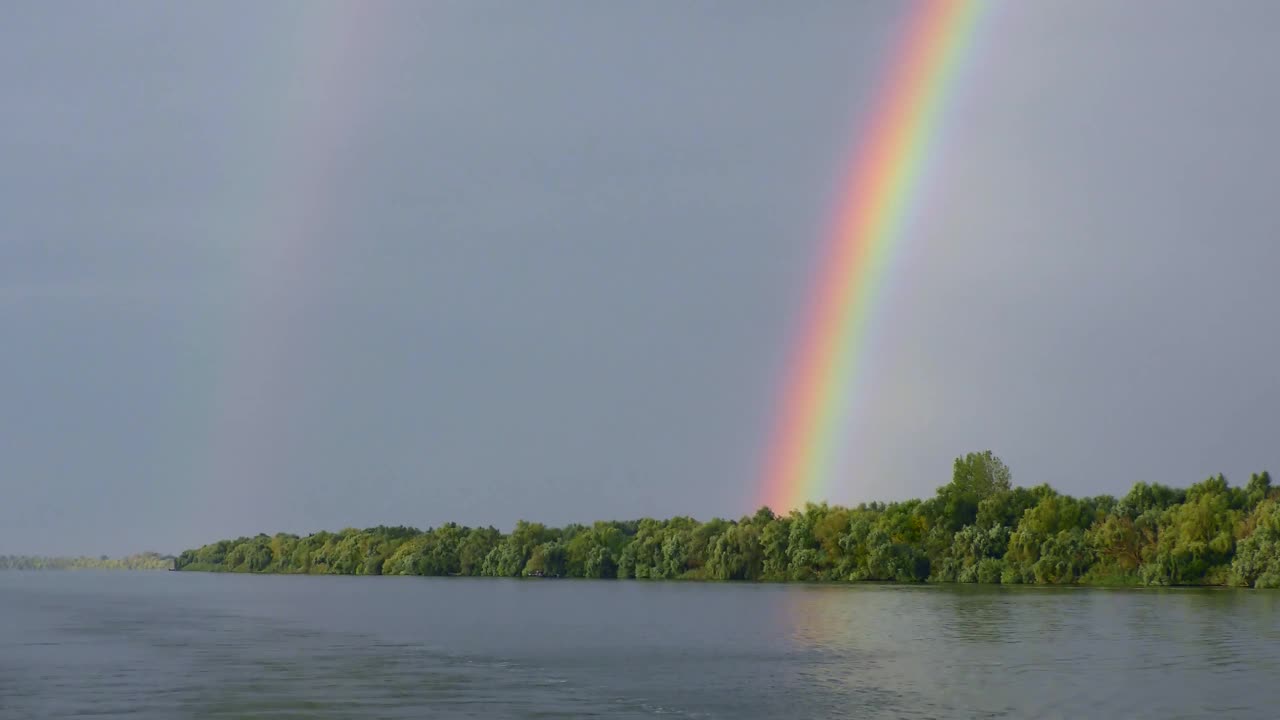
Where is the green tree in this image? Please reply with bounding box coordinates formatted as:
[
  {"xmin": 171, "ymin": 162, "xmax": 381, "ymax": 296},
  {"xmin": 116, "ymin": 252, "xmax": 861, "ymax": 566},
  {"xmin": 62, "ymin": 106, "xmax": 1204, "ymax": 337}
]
[{"xmin": 935, "ymin": 451, "xmax": 1013, "ymax": 531}]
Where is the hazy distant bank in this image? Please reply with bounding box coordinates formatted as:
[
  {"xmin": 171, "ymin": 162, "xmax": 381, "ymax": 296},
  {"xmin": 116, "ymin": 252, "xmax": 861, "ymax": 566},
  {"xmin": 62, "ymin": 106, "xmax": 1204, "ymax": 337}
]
[
  {"xmin": 0, "ymin": 552, "xmax": 173, "ymax": 571},
  {"xmin": 175, "ymin": 452, "xmax": 1280, "ymax": 589}
]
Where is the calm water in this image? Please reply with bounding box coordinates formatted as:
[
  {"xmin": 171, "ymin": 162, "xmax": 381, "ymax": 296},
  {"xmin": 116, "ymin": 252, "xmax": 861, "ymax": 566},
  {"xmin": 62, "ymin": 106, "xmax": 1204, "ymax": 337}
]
[{"xmin": 2, "ymin": 572, "xmax": 1279, "ymax": 718}]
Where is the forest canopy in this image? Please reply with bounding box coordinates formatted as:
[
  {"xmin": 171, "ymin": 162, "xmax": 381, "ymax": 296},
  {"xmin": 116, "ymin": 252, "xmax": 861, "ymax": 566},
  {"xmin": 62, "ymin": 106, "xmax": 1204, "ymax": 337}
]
[{"xmin": 175, "ymin": 452, "xmax": 1280, "ymax": 588}]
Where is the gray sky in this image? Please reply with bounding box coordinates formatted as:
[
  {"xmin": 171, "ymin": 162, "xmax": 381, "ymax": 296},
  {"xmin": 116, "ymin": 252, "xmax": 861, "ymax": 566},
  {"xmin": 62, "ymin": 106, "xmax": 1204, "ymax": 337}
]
[{"xmin": 3, "ymin": 1, "xmax": 1278, "ymax": 556}]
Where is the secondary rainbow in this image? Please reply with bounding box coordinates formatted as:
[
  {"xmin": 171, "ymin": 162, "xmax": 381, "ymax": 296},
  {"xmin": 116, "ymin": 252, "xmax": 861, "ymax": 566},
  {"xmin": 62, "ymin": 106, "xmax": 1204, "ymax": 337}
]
[
  {"xmin": 199, "ymin": 5, "xmax": 382, "ymax": 514},
  {"xmin": 760, "ymin": 0, "xmax": 985, "ymax": 512}
]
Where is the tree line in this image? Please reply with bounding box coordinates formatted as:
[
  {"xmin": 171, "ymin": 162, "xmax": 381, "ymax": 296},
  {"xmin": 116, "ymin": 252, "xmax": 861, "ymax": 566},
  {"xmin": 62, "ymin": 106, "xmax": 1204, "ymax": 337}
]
[
  {"xmin": 175, "ymin": 452, "xmax": 1280, "ymax": 588},
  {"xmin": 0, "ymin": 552, "xmax": 174, "ymax": 571}
]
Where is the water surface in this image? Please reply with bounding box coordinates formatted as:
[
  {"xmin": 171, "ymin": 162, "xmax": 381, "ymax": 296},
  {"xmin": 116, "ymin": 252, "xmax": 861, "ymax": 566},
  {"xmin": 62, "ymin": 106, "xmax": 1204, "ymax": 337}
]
[{"xmin": 2, "ymin": 572, "xmax": 1278, "ymax": 718}]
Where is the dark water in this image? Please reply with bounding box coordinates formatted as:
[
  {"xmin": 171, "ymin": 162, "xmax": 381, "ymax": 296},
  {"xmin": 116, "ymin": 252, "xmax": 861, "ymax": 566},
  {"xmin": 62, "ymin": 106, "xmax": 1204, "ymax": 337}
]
[{"xmin": 2, "ymin": 572, "xmax": 1279, "ymax": 718}]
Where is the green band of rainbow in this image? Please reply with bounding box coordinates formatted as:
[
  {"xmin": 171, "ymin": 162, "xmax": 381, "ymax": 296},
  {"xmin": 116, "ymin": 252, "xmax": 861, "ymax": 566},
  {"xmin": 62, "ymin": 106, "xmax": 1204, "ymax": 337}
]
[{"xmin": 761, "ymin": 0, "xmax": 985, "ymax": 511}]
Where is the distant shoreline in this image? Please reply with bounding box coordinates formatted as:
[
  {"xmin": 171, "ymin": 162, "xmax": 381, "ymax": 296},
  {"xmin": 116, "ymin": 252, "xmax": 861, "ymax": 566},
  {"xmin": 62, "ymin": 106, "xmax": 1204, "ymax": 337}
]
[{"xmin": 0, "ymin": 553, "xmax": 174, "ymax": 571}]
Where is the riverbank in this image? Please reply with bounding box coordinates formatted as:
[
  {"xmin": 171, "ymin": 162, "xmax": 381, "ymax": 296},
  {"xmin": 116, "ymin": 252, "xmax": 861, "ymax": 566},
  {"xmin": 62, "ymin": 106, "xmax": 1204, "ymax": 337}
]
[
  {"xmin": 1, "ymin": 552, "xmax": 174, "ymax": 571},
  {"xmin": 175, "ymin": 453, "xmax": 1280, "ymax": 588}
]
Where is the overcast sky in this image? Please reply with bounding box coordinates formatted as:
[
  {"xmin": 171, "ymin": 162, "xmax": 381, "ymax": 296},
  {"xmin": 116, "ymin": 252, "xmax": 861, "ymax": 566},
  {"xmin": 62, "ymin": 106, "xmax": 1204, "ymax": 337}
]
[{"xmin": 3, "ymin": 1, "xmax": 1278, "ymax": 555}]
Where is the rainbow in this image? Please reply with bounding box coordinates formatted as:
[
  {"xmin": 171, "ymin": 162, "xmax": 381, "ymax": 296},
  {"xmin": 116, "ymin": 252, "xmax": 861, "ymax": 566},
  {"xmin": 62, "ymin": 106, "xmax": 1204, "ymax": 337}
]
[
  {"xmin": 200, "ymin": 5, "xmax": 381, "ymax": 515},
  {"xmin": 760, "ymin": 0, "xmax": 985, "ymax": 512}
]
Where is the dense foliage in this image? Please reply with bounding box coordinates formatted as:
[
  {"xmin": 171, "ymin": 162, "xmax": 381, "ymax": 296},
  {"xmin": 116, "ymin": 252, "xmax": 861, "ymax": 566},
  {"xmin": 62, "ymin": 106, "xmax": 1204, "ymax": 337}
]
[
  {"xmin": 176, "ymin": 452, "xmax": 1280, "ymax": 588},
  {"xmin": 0, "ymin": 552, "xmax": 174, "ymax": 571}
]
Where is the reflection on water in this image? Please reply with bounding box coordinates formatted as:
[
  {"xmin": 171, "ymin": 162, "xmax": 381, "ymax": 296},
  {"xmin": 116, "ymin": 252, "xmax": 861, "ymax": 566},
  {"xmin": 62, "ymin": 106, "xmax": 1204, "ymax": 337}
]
[
  {"xmin": 778, "ymin": 584, "xmax": 1280, "ymax": 718},
  {"xmin": 2, "ymin": 572, "xmax": 1280, "ymax": 719}
]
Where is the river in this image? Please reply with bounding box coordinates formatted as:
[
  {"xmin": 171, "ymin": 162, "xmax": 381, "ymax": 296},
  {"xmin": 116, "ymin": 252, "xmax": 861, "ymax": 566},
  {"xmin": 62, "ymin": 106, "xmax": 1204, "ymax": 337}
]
[{"xmin": 2, "ymin": 571, "xmax": 1277, "ymax": 718}]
